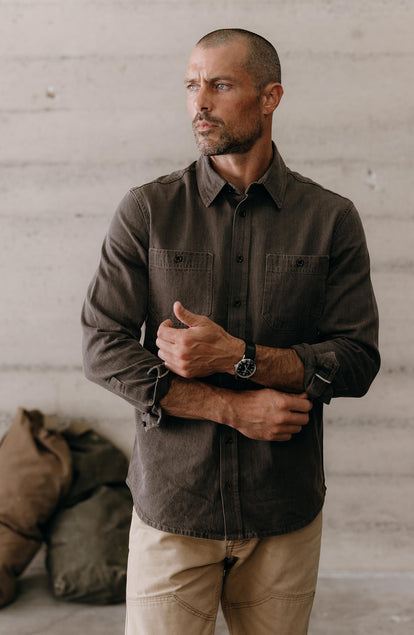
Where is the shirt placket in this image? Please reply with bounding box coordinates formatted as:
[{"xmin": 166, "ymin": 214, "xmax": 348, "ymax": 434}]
[{"xmin": 219, "ymin": 192, "xmax": 252, "ymax": 539}]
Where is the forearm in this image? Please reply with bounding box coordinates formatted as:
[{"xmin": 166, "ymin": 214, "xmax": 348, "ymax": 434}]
[
  {"xmin": 156, "ymin": 302, "xmax": 305, "ymax": 392},
  {"xmin": 160, "ymin": 376, "xmax": 311, "ymax": 442},
  {"xmin": 252, "ymin": 344, "xmax": 305, "ymax": 392},
  {"xmin": 160, "ymin": 376, "xmax": 232, "ymax": 423}
]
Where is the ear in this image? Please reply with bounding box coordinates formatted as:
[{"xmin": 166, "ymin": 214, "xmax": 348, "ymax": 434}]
[{"xmin": 261, "ymin": 82, "xmax": 284, "ymax": 116}]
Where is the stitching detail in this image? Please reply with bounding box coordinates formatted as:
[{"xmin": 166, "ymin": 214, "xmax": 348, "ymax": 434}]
[
  {"xmin": 127, "ymin": 592, "xmax": 217, "ymax": 621},
  {"xmin": 288, "ymin": 169, "xmax": 351, "ymax": 203},
  {"xmin": 331, "ymin": 201, "xmax": 355, "ymax": 243},
  {"xmin": 131, "ymin": 164, "xmax": 195, "ymax": 190},
  {"xmin": 129, "ymin": 188, "xmax": 150, "ymax": 232},
  {"xmin": 288, "ymin": 169, "xmax": 355, "ymax": 239},
  {"xmin": 174, "ymin": 594, "xmax": 217, "ymax": 621},
  {"xmin": 222, "ymin": 590, "xmax": 315, "ymax": 610},
  {"xmin": 127, "ymin": 593, "xmax": 175, "ymax": 606}
]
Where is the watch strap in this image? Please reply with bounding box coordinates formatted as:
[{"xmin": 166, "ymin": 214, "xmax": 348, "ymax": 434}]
[{"xmin": 244, "ymin": 341, "xmax": 256, "ymax": 361}]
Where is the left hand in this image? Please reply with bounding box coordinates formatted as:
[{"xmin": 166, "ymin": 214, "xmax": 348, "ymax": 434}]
[{"xmin": 156, "ymin": 301, "xmax": 244, "ymax": 378}]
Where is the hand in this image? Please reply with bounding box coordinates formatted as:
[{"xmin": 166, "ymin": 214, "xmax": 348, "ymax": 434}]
[
  {"xmin": 156, "ymin": 301, "xmax": 244, "ymax": 378},
  {"xmin": 161, "ymin": 378, "xmax": 312, "ymax": 442},
  {"xmin": 229, "ymin": 389, "xmax": 312, "ymax": 442}
]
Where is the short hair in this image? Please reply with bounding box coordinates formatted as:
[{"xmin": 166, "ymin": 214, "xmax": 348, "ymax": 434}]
[{"xmin": 196, "ymin": 28, "xmax": 281, "ymax": 91}]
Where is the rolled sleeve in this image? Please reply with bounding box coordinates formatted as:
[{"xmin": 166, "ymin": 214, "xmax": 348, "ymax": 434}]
[
  {"xmin": 141, "ymin": 364, "xmax": 173, "ymax": 429},
  {"xmin": 292, "ymin": 345, "xmax": 339, "ymax": 403}
]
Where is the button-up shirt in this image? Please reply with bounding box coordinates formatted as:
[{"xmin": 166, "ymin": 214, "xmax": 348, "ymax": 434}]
[{"xmin": 81, "ymin": 144, "xmax": 380, "ymax": 540}]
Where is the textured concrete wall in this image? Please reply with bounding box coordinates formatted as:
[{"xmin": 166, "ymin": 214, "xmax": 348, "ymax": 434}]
[{"xmin": 1, "ymin": 0, "xmax": 413, "ymax": 573}]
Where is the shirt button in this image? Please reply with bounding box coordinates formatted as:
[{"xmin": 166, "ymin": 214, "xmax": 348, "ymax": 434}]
[
  {"xmin": 236, "ymin": 255, "xmax": 244, "ymax": 263},
  {"xmin": 225, "ymin": 436, "xmax": 233, "ymax": 444},
  {"xmin": 174, "ymin": 255, "xmax": 183, "ymax": 263},
  {"xmin": 296, "ymin": 258, "xmax": 305, "ymax": 268},
  {"xmin": 239, "ymin": 209, "xmax": 246, "ymax": 217},
  {"xmin": 225, "ymin": 481, "xmax": 232, "ymax": 489},
  {"xmin": 233, "ymin": 299, "xmax": 241, "ymax": 307}
]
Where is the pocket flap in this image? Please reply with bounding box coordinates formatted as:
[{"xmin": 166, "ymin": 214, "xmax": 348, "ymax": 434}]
[
  {"xmin": 149, "ymin": 249, "xmax": 213, "ymax": 271},
  {"xmin": 266, "ymin": 254, "xmax": 329, "ymax": 275}
]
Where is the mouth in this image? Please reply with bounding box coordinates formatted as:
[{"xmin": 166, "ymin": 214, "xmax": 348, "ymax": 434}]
[
  {"xmin": 194, "ymin": 121, "xmax": 217, "ymax": 132},
  {"xmin": 193, "ymin": 114, "xmax": 222, "ymax": 133}
]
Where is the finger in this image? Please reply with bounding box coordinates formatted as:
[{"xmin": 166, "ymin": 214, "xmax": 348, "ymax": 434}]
[
  {"xmin": 272, "ymin": 423, "xmax": 303, "ymax": 440},
  {"xmin": 157, "ymin": 347, "xmax": 178, "ymax": 370},
  {"xmin": 157, "ymin": 347, "xmax": 167, "ymax": 362},
  {"xmin": 173, "ymin": 301, "xmax": 204, "ymax": 328},
  {"xmin": 160, "ymin": 318, "xmax": 174, "ymax": 328},
  {"xmin": 156, "ymin": 337, "xmax": 175, "ymax": 357},
  {"xmin": 157, "ymin": 319, "xmax": 174, "ymax": 336},
  {"xmin": 288, "ymin": 395, "xmax": 312, "ymax": 413},
  {"xmin": 275, "ymin": 434, "xmax": 293, "ymax": 442},
  {"xmin": 157, "ymin": 319, "xmax": 176, "ymax": 343},
  {"xmin": 286, "ymin": 423, "xmax": 305, "ymax": 433},
  {"xmin": 285, "ymin": 411, "xmax": 309, "ymax": 426}
]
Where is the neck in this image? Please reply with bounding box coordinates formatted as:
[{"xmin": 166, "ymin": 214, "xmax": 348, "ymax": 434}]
[{"xmin": 209, "ymin": 137, "xmax": 274, "ymax": 191}]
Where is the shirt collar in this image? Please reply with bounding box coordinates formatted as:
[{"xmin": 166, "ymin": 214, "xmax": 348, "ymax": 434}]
[{"xmin": 196, "ymin": 142, "xmax": 287, "ymax": 209}]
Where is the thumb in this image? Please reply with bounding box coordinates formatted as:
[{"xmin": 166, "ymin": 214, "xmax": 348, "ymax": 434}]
[{"xmin": 173, "ymin": 301, "xmax": 204, "ymax": 327}]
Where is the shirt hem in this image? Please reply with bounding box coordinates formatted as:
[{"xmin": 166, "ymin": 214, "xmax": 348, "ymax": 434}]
[{"xmin": 129, "ymin": 496, "xmax": 325, "ymax": 541}]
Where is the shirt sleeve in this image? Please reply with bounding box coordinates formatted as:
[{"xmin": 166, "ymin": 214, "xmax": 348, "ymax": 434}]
[
  {"xmin": 81, "ymin": 190, "xmax": 172, "ymax": 429},
  {"xmin": 292, "ymin": 203, "xmax": 380, "ymax": 403}
]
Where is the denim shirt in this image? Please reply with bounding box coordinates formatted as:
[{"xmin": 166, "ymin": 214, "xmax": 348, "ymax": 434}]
[{"xmin": 81, "ymin": 145, "xmax": 380, "ymax": 540}]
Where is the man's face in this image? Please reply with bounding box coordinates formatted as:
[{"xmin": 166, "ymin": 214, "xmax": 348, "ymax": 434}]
[{"xmin": 185, "ymin": 41, "xmax": 264, "ymax": 155}]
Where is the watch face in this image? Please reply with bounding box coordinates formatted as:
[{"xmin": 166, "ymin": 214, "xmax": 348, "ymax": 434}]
[{"xmin": 236, "ymin": 358, "xmax": 256, "ymax": 378}]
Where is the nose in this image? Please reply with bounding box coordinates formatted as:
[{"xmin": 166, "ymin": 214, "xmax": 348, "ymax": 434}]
[{"xmin": 193, "ymin": 84, "xmax": 213, "ymax": 112}]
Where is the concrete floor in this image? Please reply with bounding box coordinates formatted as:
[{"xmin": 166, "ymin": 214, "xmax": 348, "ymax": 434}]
[{"xmin": 1, "ymin": 551, "xmax": 413, "ymax": 634}]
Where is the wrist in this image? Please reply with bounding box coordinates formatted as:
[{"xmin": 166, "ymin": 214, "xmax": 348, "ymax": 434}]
[
  {"xmin": 223, "ymin": 336, "xmax": 245, "ymax": 374},
  {"xmin": 234, "ymin": 341, "xmax": 257, "ymax": 379},
  {"xmin": 215, "ymin": 386, "xmax": 247, "ymax": 427}
]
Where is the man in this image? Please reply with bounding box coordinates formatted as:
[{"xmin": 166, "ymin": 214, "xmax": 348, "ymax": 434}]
[{"xmin": 82, "ymin": 29, "xmax": 380, "ymax": 635}]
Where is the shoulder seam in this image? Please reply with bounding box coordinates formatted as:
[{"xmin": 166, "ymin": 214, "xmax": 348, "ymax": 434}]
[
  {"xmin": 130, "ymin": 163, "xmax": 196, "ymax": 192},
  {"xmin": 333, "ymin": 201, "xmax": 356, "ymax": 238},
  {"xmin": 129, "ymin": 188, "xmax": 150, "ymax": 231},
  {"xmin": 287, "ymin": 168, "xmax": 352, "ymax": 203}
]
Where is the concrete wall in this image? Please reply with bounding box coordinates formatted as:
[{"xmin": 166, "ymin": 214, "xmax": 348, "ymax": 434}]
[{"xmin": 1, "ymin": 0, "xmax": 413, "ymax": 574}]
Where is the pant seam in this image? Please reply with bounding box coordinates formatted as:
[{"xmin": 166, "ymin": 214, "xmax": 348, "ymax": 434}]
[
  {"xmin": 175, "ymin": 594, "xmax": 217, "ymax": 621},
  {"xmin": 128, "ymin": 592, "xmax": 217, "ymax": 621},
  {"xmin": 222, "ymin": 589, "xmax": 315, "ymax": 610}
]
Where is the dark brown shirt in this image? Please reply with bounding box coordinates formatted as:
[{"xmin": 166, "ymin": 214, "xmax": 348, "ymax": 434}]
[{"xmin": 81, "ymin": 145, "xmax": 380, "ymax": 539}]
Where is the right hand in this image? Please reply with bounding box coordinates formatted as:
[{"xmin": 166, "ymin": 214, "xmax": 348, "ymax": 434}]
[
  {"xmin": 156, "ymin": 301, "xmax": 244, "ymax": 378},
  {"xmin": 229, "ymin": 389, "xmax": 312, "ymax": 442}
]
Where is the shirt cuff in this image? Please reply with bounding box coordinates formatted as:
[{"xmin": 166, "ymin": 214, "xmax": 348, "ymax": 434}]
[
  {"xmin": 291, "ymin": 344, "xmax": 339, "ymax": 404},
  {"xmin": 141, "ymin": 363, "xmax": 173, "ymax": 430}
]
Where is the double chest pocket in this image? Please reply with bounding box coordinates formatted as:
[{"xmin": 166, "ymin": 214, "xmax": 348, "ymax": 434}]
[
  {"xmin": 262, "ymin": 254, "xmax": 329, "ymax": 332},
  {"xmin": 149, "ymin": 248, "xmax": 214, "ymax": 324}
]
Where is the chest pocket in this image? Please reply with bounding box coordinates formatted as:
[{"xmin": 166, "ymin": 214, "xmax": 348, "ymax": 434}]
[
  {"xmin": 262, "ymin": 254, "xmax": 329, "ymax": 332},
  {"xmin": 149, "ymin": 248, "xmax": 214, "ymax": 324}
]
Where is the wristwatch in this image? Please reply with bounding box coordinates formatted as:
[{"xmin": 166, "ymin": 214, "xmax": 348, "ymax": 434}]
[{"xmin": 234, "ymin": 341, "xmax": 257, "ymax": 379}]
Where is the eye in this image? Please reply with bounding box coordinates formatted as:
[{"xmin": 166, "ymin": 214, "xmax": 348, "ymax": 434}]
[
  {"xmin": 186, "ymin": 83, "xmax": 198, "ymax": 92},
  {"xmin": 216, "ymin": 83, "xmax": 229, "ymax": 90}
]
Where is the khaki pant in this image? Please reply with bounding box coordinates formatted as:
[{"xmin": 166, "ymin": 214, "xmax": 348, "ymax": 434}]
[{"xmin": 125, "ymin": 509, "xmax": 322, "ymax": 635}]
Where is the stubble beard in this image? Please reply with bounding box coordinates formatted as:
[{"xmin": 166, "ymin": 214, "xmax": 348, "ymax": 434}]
[{"xmin": 193, "ymin": 116, "xmax": 263, "ymax": 156}]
